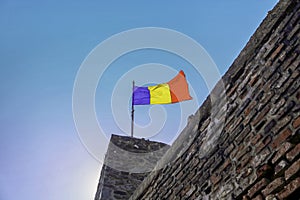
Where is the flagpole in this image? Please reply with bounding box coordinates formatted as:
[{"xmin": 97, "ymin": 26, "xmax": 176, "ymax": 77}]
[{"xmin": 131, "ymin": 80, "xmax": 135, "ymax": 137}]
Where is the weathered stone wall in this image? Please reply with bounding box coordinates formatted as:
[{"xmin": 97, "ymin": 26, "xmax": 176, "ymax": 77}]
[
  {"xmin": 130, "ymin": 0, "xmax": 300, "ymax": 199},
  {"xmin": 94, "ymin": 134, "xmax": 169, "ymax": 200}
]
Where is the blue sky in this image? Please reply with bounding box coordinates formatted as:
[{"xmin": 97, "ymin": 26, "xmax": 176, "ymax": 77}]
[{"xmin": 0, "ymin": 0, "xmax": 278, "ymax": 199}]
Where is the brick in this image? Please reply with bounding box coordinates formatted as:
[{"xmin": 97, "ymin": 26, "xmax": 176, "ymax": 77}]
[
  {"xmin": 263, "ymin": 70, "xmax": 280, "ymax": 91},
  {"xmin": 243, "ymin": 108, "xmax": 258, "ymax": 126},
  {"xmin": 249, "ymin": 74, "xmax": 260, "ymax": 86},
  {"xmin": 271, "ymin": 142, "xmax": 293, "ymax": 164},
  {"xmin": 200, "ymin": 118, "xmax": 210, "ymax": 132},
  {"xmin": 270, "ymin": 98, "xmax": 286, "ymax": 115},
  {"xmin": 286, "ymin": 143, "xmax": 300, "ymax": 162},
  {"xmin": 224, "ymin": 143, "xmax": 235, "ymax": 156},
  {"xmin": 287, "ymin": 78, "xmax": 300, "ymax": 96},
  {"xmin": 228, "ymin": 116, "xmax": 244, "ymax": 133},
  {"xmin": 244, "ymin": 131, "xmax": 255, "ymax": 145},
  {"xmin": 239, "ymin": 154, "xmax": 253, "ymax": 169},
  {"xmin": 227, "ymin": 83, "xmax": 239, "ymax": 97},
  {"xmin": 251, "ymin": 105, "xmax": 271, "ymax": 126},
  {"xmin": 281, "ymin": 49, "xmax": 298, "ymax": 70},
  {"xmin": 217, "ymin": 131, "xmax": 229, "ymax": 146},
  {"xmin": 218, "ymin": 159, "xmax": 232, "ymax": 173},
  {"xmin": 227, "ymin": 103, "xmax": 238, "ymax": 117},
  {"xmin": 239, "ymin": 87, "xmax": 250, "ymax": 100},
  {"xmin": 190, "ymin": 157, "xmax": 200, "ymax": 170},
  {"xmin": 271, "ymin": 128, "xmax": 293, "ymax": 150},
  {"xmin": 293, "ymin": 116, "xmax": 300, "ymax": 129},
  {"xmin": 236, "ymin": 146, "xmax": 251, "ymax": 160},
  {"xmin": 244, "ymin": 100, "xmax": 257, "ymax": 116},
  {"xmin": 210, "ymin": 156, "xmax": 224, "ymax": 173},
  {"xmin": 262, "ymin": 177, "xmax": 285, "ymax": 196},
  {"xmin": 273, "ymin": 71, "xmax": 291, "ymax": 90},
  {"xmin": 230, "ymin": 143, "xmax": 247, "ymax": 160},
  {"xmin": 277, "ymin": 100, "xmax": 295, "ymax": 119},
  {"xmin": 264, "ymin": 120, "xmax": 276, "ymax": 134},
  {"xmin": 250, "ymin": 134, "xmax": 263, "ymax": 147},
  {"xmin": 252, "ymin": 148, "xmax": 272, "ymax": 168},
  {"xmin": 270, "ymin": 43, "xmax": 284, "ymax": 61},
  {"xmin": 273, "ymin": 115, "xmax": 292, "ymax": 134},
  {"xmin": 176, "ymin": 171, "xmax": 184, "ymax": 180},
  {"xmin": 235, "ymin": 125, "xmax": 251, "ymax": 144},
  {"xmin": 255, "ymin": 136, "xmax": 272, "ymax": 153},
  {"xmin": 287, "ymin": 23, "xmax": 300, "ymax": 40},
  {"xmin": 285, "ymin": 158, "xmax": 300, "ymax": 180},
  {"xmin": 185, "ymin": 185, "xmax": 196, "ymax": 197},
  {"xmin": 277, "ymin": 177, "xmax": 300, "ymax": 199},
  {"xmin": 263, "ymin": 64, "xmax": 278, "ymax": 81},
  {"xmin": 257, "ymin": 91, "xmax": 274, "ymax": 111},
  {"xmin": 238, "ymin": 170, "xmax": 257, "ymax": 191},
  {"xmin": 250, "ymin": 81, "xmax": 264, "ymax": 100},
  {"xmin": 173, "ymin": 183, "xmax": 184, "ymax": 195},
  {"xmin": 248, "ymin": 178, "xmax": 269, "ymax": 198},
  {"xmin": 274, "ymin": 160, "xmax": 289, "ymax": 176}
]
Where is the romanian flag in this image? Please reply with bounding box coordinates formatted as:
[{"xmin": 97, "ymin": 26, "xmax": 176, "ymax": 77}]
[{"xmin": 133, "ymin": 70, "xmax": 192, "ymax": 105}]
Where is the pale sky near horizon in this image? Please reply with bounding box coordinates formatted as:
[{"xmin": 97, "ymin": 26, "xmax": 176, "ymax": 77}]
[{"xmin": 0, "ymin": 1, "xmax": 278, "ymax": 199}]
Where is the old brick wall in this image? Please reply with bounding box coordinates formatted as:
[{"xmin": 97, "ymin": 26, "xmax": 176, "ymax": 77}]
[
  {"xmin": 130, "ymin": 0, "xmax": 300, "ymax": 199},
  {"xmin": 94, "ymin": 135, "xmax": 169, "ymax": 200}
]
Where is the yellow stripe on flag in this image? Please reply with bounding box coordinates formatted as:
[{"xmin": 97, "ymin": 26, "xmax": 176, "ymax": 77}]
[{"xmin": 148, "ymin": 84, "xmax": 172, "ymax": 104}]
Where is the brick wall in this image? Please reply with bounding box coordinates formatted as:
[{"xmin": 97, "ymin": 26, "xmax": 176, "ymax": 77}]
[{"xmin": 130, "ymin": 0, "xmax": 300, "ymax": 199}]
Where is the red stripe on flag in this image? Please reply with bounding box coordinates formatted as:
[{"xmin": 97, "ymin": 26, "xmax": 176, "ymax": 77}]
[{"xmin": 167, "ymin": 70, "xmax": 192, "ymax": 103}]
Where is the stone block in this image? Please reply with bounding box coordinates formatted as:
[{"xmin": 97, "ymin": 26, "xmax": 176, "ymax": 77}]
[
  {"xmin": 262, "ymin": 177, "xmax": 285, "ymax": 196},
  {"xmin": 251, "ymin": 105, "xmax": 271, "ymax": 127},
  {"xmin": 264, "ymin": 120, "xmax": 276, "ymax": 134},
  {"xmin": 271, "ymin": 142, "xmax": 293, "ymax": 164},
  {"xmin": 255, "ymin": 135, "xmax": 272, "ymax": 153},
  {"xmin": 293, "ymin": 116, "xmax": 300, "ymax": 129},
  {"xmin": 250, "ymin": 133, "xmax": 263, "ymax": 146},
  {"xmin": 271, "ymin": 128, "xmax": 293, "ymax": 150},
  {"xmin": 286, "ymin": 143, "xmax": 300, "ymax": 162},
  {"xmin": 248, "ymin": 178, "xmax": 270, "ymax": 198},
  {"xmin": 252, "ymin": 148, "xmax": 272, "ymax": 168},
  {"xmin": 285, "ymin": 158, "xmax": 300, "ymax": 180},
  {"xmin": 223, "ymin": 143, "xmax": 235, "ymax": 157},
  {"xmin": 238, "ymin": 154, "xmax": 253, "ymax": 170},
  {"xmin": 235, "ymin": 125, "xmax": 251, "ymax": 145},
  {"xmin": 276, "ymin": 177, "xmax": 300, "ymax": 199},
  {"xmin": 274, "ymin": 160, "xmax": 289, "ymax": 176}
]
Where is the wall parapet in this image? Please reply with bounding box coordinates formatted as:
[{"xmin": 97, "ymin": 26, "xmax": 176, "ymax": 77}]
[{"xmin": 95, "ymin": 134, "xmax": 169, "ymax": 200}]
